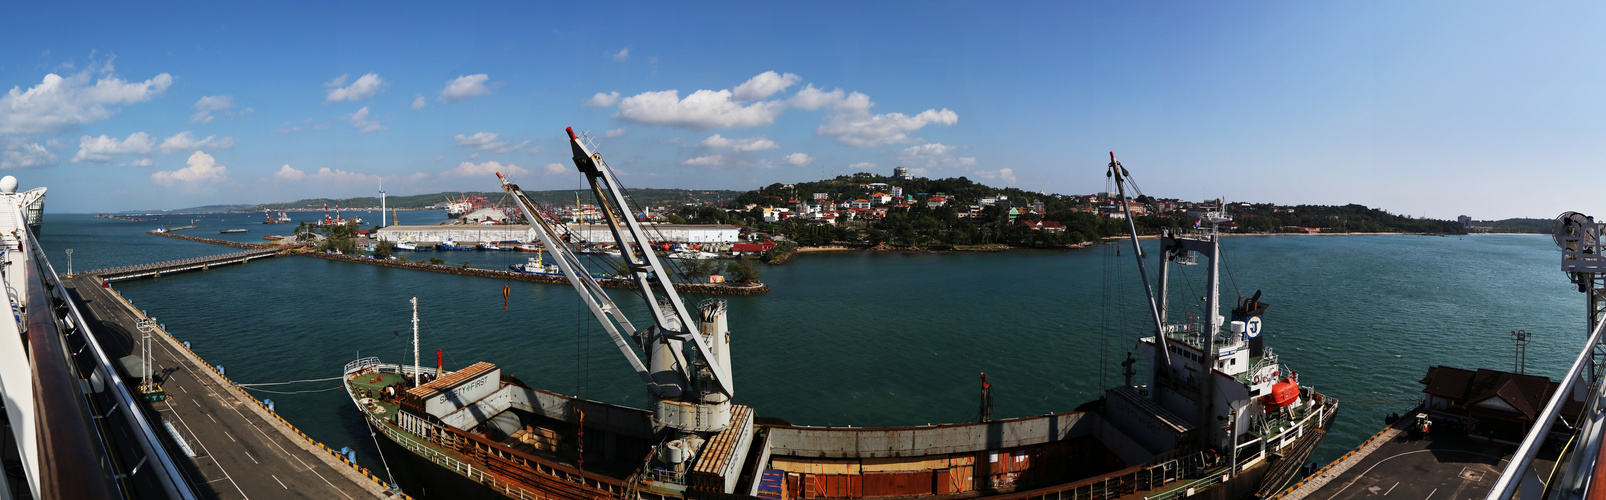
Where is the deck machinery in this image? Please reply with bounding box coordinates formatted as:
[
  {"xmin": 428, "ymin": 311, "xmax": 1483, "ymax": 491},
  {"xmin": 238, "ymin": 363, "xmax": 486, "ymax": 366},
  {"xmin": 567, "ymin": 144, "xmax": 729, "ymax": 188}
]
[{"xmin": 498, "ymin": 127, "xmax": 746, "ymax": 484}]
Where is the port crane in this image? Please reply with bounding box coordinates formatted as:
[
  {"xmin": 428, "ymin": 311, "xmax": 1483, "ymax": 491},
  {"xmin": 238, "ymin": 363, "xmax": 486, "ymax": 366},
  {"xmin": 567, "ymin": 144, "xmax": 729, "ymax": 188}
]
[{"xmin": 497, "ymin": 127, "xmax": 735, "ymax": 438}]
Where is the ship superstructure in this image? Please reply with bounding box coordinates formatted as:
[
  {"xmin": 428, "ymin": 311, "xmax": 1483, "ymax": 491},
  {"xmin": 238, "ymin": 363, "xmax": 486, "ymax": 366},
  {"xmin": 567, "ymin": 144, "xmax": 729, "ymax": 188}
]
[{"xmin": 1106, "ymin": 154, "xmax": 1335, "ymax": 497}]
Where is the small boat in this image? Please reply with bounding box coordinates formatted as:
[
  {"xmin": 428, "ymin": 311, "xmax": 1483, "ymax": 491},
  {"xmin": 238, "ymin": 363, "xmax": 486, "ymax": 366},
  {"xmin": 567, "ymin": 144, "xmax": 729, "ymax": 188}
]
[
  {"xmin": 437, "ymin": 239, "xmax": 474, "ymax": 251},
  {"xmin": 516, "ymin": 243, "xmax": 543, "ymax": 252},
  {"xmin": 263, "ymin": 235, "xmax": 286, "ymax": 241},
  {"xmin": 220, "ymin": 229, "xmax": 249, "ymax": 234},
  {"xmin": 665, "ymin": 247, "xmax": 719, "ymax": 260},
  {"xmin": 393, "ymin": 241, "xmax": 419, "ymax": 251},
  {"xmin": 477, "ymin": 242, "xmax": 510, "ymax": 251},
  {"xmin": 508, "ymin": 252, "xmax": 561, "ymax": 275}
]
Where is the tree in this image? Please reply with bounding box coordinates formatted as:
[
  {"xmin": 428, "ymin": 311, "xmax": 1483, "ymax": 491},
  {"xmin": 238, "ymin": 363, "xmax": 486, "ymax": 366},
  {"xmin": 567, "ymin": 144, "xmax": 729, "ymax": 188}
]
[
  {"xmin": 675, "ymin": 258, "xmax": 718, "ymax": 282},
  {"xmin": 428, "ymin": 257, "xmax": 445, "ymax": 265},
  {"xmin": 459, "ymin": 261, "xmax": 473, "ymax": 268},
  {"xmin": 725, "ymin": 257, "xmax": 763, "ymax": 283},
  {"xmin": 373, "ymin": 241, "xmax": 395, "ymax": 260}
]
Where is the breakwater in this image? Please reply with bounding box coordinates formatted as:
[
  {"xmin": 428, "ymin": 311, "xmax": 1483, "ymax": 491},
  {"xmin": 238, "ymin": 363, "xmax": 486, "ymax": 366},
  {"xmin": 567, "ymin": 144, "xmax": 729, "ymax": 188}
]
[
  {"xmin": 299, "ymin": 251, "xmax": 770, "ymax": 295},
  {"xmin": 97, "ymin": 214, "xmax": 149, "ymax": 222},
  {"xmin": 147, "ymin": 229, "xmax": 292, "ymax": 249}
]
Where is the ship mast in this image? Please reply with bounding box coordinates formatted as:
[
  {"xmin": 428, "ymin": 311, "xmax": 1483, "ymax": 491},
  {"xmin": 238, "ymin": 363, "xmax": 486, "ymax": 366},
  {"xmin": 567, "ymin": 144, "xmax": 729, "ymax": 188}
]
[
  {"xmin": 411, "ymin": 297, "xmax": 420, "ymax": 386},
  {"xmin": 1107, "ymin": 153, "xmax": 1175, "ymax": 379}
]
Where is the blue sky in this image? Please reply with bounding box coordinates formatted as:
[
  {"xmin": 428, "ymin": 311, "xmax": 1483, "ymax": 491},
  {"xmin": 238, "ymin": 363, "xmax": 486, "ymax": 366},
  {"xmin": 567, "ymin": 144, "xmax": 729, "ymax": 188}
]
[{"xmin": 2, "ymin": 2, "xmax": 1601, "ymax": 219}]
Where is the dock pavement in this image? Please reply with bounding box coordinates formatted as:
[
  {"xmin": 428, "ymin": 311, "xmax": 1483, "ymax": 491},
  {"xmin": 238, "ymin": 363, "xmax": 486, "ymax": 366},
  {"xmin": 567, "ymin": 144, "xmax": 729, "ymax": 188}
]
[
  {"xmin": 1276, "ymin": 414, "xmax": 1553, "ymax": 500},
  {"xmin": 64, "ymin": 275, "xmax": 396, "ymax": 500}
]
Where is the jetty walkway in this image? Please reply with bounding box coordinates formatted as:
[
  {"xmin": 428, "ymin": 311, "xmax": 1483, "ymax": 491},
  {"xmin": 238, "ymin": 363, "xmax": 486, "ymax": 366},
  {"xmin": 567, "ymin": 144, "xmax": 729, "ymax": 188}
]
[
  {"xmin": 87, "ymin": 246, "xmax": 292, "ymax": 282},
  {"xmin": 113, "ymin": 231, "xmax": 770, "ymax": 294},
  {"xmin": 63, "ymin": 275, "xmax": 397, "ymax": 499}
]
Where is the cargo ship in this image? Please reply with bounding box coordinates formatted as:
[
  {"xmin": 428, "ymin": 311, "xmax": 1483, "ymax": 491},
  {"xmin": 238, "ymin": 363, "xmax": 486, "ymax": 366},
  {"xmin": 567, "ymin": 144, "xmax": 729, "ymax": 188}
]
[{"xmin": 341, "ymin": 136, "xmax": 1338, "ymax": 500}]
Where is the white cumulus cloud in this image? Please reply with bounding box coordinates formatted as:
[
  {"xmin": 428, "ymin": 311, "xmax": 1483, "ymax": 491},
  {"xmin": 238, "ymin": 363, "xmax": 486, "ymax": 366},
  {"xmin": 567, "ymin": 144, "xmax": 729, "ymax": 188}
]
[
  {"xmin": 412, "ymin": 95, "xmax": 426, "ymax": 110},
  {"xmin": 733, "ymin": 71, "xmax": 801, "ymax": 101},
  {"xmin": 606, "ymin": 128, "xmax": 627, "ymax": 139},
  {"xmin": 700, "ymin": 134, "xmax": 778, "ymax": 152},
  {"xmin": 817, "ymin": 92, "xmax": 958, "ymax": 147},
  {"xmin": 191, "ymin": 95, "xmax": 235, "ymax": 124},
  {"xmin": 616, "ymin": 87, "xmax": 787, "ymax": 129},
  {"xmin": 898, "ymin": 143, "xmax": 976, "ymax": 168},
  {"xmin": 789, "ymin": 84, "xmax": 844, "ymax": 110},
  {"xmin": 347, "ymin": 106, "xmax": 383, "ymax": 133},
  {"xmin": 325, "ymin": 73, "xmax": 384, "ymax": 102},
  {"xmin": 974, "ymin": 168, "xmax": 1016, "ymax": 184},
  {"xmin": 0, "ymin": 69, "xmax": 173, "ymax": 135},
  {"xmin": 442, "ymin": 160, "xmax": 526, "ymax": 178},
  {"xmin": 439, "ymin": 74, "xmax": 491, "ymax": 103},
  {"xmin": 585, "ymin": 91, "xmax": 620, "ymax": 108},
  {"xmin": 784, "ymin": 153, "xmax": 814, "ymax": 167},
  {"xmin": 73, "ymin": 132, "xmax": 154, "ymax": 162},
  {"xmin": 275, "ymin": 164, "xmax": 306, "ymax": 181},
  {"xmin": 454, "ymin": 132, "xmax": 499, "ymax": 147},
  {"xmin": 294, "ymin": 166, "xmax": 379, "ymax": 184},
  {"xmin": 76, "ymin": 132, "xmax": 154, "ymax": 159},
  {"xmin": 152, "ymin": 150, "xmax": 229, "ymax": 188},
  {"xmin": 159, "ymin": 131, "xmax": 235, "ymax": 154},
  {"xmin": 848, "ymin": 162, "xmax": 877, "ymax": 170},
  {"xmin": 681, "ymin": 155, "xmax": 726, "ymax": 167},
  {"xmin": 545, "ymin": 162, "xmax": 566, "ymax": 173},
  {"xmin": 612, "ymin": 48, "xmax": 630, "ymax": 62},
  {"xmin": 123, "ymin": 158, "xmax": 156, "ymax": 167},
  {"xmin": 453, "ymin": 132, "xmax": 528, "ymax": 153},
  {"xmin": 1, "ymin": 143, "xmax": 58, "ymax": 169}
]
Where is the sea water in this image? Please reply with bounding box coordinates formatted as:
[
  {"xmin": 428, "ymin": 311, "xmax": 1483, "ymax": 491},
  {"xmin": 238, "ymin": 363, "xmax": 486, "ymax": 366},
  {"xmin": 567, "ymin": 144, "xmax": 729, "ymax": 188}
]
[{"xmin": 35, "ymin": 213, "xmax": 1586, "ymax": 489}]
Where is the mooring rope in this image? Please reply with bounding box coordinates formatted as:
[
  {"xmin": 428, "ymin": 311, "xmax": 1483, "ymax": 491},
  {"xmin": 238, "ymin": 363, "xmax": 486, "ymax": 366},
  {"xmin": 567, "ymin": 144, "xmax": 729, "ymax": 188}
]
[
  {"xmin": 239, "ymin": 385, "xmax": 344, "ymax": 394},
  {"xmin": 235, "ymin": 375, "xmax": 345, "ymax": 387}
]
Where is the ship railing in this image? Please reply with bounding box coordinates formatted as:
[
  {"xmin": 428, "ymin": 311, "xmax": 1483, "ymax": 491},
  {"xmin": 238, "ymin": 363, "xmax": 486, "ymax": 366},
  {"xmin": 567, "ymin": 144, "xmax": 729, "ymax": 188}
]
[
  {"xmin": 344, "ymin": 356, "xmax": 383, "ymax": 374},
  {"xmin": 375, "ymin": 412, "xmax": 548, "ymax": 500},
  {"xmin": 25, "ymin": 235, "xmax": 196, "ymax": 498},
  {"xmin": 1486, "ymin": 312, "xmax": 1606, "ymax": 500}
]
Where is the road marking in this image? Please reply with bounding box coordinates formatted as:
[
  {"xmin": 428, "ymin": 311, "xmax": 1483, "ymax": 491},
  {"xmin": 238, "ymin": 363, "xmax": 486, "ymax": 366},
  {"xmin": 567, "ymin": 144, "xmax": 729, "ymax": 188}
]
[
  {"xmin": 225, "ymin": 431, "xmax": 236, "ymax": 443},
  {"xmin": 1423, "ymin": 488, "xmax": 1437, "ymax": 500},
  {"xmin": 244, "ymin": 451, "xmax": 258, "ymax": 464},
  {"xmin": 208, "ymin": 414, "xmax": 216, "ymax": 423},
  {"xmin": 163, "ymin": 399, "xmax": 249, "ymax": 500},
  {"xmin": 180, "ymin": 385, "xmax": 188, "ymax": 393},
  {"xmin": 272, "ymin": 474, "xmax": 287, "ymax": 489},
  {"xmin": 1385, "ymin": 482, "xmax": 1398, "ymax": 496}
]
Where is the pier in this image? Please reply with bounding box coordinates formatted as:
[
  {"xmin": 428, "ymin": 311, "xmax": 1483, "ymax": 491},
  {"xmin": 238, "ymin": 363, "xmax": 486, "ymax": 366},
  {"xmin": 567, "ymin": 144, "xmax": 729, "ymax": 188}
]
[
  {"xmin": 1272, "ymin": 412, "xmax": 1554, "ymax": 500},
  {"xmin": 88, "ymin": 247, "xmax": 292, "ymax": 282},
  {"xmin": 63, "ymin": 275, "xmax": 397, "ymax": 499}
]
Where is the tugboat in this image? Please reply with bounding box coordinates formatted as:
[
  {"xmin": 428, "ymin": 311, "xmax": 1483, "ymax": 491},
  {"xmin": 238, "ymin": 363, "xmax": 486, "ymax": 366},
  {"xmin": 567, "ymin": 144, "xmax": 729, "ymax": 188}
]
[{"xmin": 341, "ymin": 140, "xmax": 1337, "ymax": 500}]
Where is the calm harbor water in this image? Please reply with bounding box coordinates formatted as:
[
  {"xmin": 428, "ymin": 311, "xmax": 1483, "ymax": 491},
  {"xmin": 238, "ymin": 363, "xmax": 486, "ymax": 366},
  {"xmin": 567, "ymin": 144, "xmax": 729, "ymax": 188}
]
[{"xmin": 36, "ymin": 213, "xmax": 1586, "ymax": 489}]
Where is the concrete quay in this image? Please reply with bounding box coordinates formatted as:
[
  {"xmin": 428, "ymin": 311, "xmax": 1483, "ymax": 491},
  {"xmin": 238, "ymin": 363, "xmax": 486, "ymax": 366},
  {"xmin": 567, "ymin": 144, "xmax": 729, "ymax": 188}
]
[{"xmin": 64, "ymin": 275, "xmax": 399, "ymax": 500}]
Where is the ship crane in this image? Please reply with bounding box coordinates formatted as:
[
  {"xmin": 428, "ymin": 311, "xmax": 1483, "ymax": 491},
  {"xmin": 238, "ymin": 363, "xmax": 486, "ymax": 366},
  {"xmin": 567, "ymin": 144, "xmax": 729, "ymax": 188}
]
[{"xmin": 498, "ymin": 127, "xmax": 734, "ymax": 437}]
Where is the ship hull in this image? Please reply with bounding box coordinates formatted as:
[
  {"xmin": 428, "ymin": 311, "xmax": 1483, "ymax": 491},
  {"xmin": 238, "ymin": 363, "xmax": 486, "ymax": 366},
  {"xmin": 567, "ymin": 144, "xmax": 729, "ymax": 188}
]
[{"xmin": 345, "ymin": 358, "xmax": 1337, "ymax": 500}]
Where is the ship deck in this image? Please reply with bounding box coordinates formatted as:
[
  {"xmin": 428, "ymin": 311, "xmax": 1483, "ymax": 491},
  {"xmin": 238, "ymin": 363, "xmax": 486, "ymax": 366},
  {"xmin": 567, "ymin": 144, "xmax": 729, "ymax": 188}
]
[{"xmin": 347, "ymin": 371, "xmax": 406, "ymax": 423}]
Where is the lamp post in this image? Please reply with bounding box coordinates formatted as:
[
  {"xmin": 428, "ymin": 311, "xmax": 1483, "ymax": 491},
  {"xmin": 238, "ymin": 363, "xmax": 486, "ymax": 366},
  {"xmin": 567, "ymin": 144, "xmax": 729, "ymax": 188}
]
[{"xmin": 65, "ymin": 248, "xmax": 72, "ymax": 276}]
